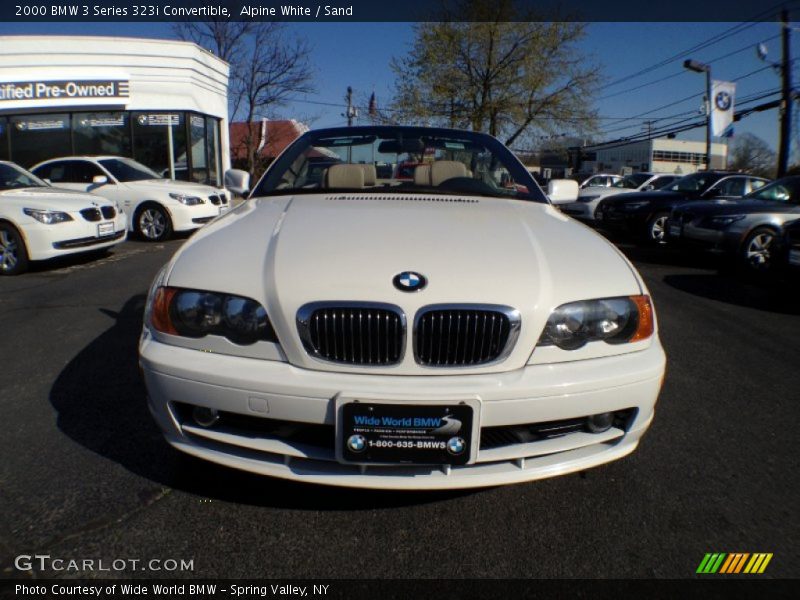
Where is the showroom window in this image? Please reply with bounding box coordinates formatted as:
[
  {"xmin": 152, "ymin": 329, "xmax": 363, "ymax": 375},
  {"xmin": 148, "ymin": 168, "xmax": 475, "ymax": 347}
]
[
  {"xmin": 73, "ymin": 112, "xmax": 131, "ymax": 157},
  {"xmin": 132, "ymin": 112, "xmax": 189, "ymax": 180},
  {"xmin": 0, "ymin": 117, "xmax": 8, "ymax": 161},
  {"xmin": 9, "ymin": 114, "xmax": 71, "ymax": 168},
  {"xmin": 206, "ymin": 116, "xmax": 220, "ymax": 186},
  {"xmin": 3, "ymin": 110, "xmax": 223, "ymax": 183},
  {"xmin": 190, "ymin": 114, "xmax": 207, "ymax": 183}
]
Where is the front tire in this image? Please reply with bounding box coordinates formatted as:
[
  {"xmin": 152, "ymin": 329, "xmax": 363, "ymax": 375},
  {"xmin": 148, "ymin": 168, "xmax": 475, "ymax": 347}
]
[
  {"xmin": 646, "ymin": 212, "xmax": 670, "ymax": 244},
  {"xmin": 0, "ymin": 223, "xmax": 29, "ymax": 276},
  {"xmin": 741, "ymin": 227, "xmax": 777, "ymax": 273},
  {"xmin": 136, "ymin": 205, "xmax": 172, "ymax": 242}
]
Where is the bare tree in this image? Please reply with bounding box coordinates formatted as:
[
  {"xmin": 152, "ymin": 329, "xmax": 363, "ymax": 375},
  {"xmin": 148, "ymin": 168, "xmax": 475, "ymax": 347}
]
[
  {"xmin": 390, "ymin": 0, "xmax": 600, "ymax": 147},
  {"xmin": 728, "ymin": 133, "xmax": 777, "ymax": 178},
  {"xmin": 174, "ymin": 20, "xmax": 314, "ymax": 175}
]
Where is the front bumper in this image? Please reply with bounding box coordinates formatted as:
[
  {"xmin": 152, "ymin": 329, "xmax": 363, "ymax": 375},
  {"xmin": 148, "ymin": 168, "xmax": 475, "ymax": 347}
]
[
  {"xmin": 169, "ymin": 203, "xmax": 227, "ymax": 233},
  {"xmin": 23, "ymin": 213, "xmax": 127, "ymax": 260},
  {"xmin": 141, "ymin": 334, "xmax": 666, "ymax": 489}
]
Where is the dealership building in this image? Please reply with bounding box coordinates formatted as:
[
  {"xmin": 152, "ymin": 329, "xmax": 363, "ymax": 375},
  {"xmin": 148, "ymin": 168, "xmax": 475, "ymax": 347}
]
[
  {"xmin": 0, "ymin": 36, "xmax": 230, "ymax": 185},
  {"xmin": 589, "ymin": 138, "xmax": 728, "ymax": 175}
]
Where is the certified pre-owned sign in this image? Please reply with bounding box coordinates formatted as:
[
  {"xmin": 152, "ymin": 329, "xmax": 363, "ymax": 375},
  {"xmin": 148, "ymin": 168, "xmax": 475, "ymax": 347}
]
[{"xmin": 0, "ymin": 80, "xmax": 130, "ymax": 104}]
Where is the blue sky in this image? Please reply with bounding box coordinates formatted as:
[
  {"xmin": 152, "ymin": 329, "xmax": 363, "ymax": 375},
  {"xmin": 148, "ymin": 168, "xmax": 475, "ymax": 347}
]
[{"xmin": 0, "ymin": 20, "xmax": 794, "ymax": 155}]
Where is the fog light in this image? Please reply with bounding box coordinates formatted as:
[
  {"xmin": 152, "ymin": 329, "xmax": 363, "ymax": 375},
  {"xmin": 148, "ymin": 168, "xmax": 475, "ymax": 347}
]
[
  {"xmin": 586, "ymin": 412, "xmax": 614, "ymax": 433},
  {"xmin": 192, "ymin": 406, "xmax": 219, "ymax": 427}
]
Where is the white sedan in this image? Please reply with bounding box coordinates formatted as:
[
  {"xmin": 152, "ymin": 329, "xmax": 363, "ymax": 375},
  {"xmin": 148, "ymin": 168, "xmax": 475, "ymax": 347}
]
[
  {"xmin": 0, "ymin": 161, "xmax": 126, "ymax": 275},
  {"xmin": 31, "ymin": 156, "xmax": 229, "ymax": 242},
  {"xmin": 561, "ymin": 173, "xmax": 679, "ymax": 222},
  {"xmin": 139, "ymin": 126, "xmax": 666, "ymax": 489}
]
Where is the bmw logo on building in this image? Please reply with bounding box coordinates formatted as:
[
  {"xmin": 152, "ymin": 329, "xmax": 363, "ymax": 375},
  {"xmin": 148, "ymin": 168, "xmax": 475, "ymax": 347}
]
[
  {"xmin": 447, "ymin": 437, "xmax": 466, "ymax": 456},
  {"xmin": 347, "ymin": 434, "xmax": 366, "ymax": 453},
  {"xmin": 393, "ymin": 271, "xmax": 427, "ymax": 292}
]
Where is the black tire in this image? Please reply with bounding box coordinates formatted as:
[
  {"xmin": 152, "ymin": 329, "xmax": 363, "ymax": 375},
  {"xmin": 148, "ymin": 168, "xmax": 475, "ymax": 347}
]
[
  {"xmin": 740, "ymin": 227, "xmax": 778, "ymax": 273},
  {"xmin": 0, "ymin": 223, "xmax": 29, "ymax": 276},
  {"xmin": 135, "ymin": 204, "xmax": 173, "ymax": 242},
  {"xmin": 645, "ymin": 212, "xmax": 670, "ymax": 244}
]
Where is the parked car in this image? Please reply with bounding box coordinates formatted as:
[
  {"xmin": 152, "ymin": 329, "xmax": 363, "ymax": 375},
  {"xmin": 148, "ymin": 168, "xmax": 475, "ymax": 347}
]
[
  {"xmin": 139, "ymin": 125, "xmax": 666, "ymax": 490},
  {"xmin": 568, "ymin": 172, "xmax": 623, "ymax": 189},
  {"xmin": 667, "ymin": 176, "xmax": 800, "ymax": 272},
  {"xmin": 779, "ymin": 218, "xmax": 800, "ymax": 274},
  {"xmin": 31, "ymin": 156, "xmax": 229, "ymax": 242},
  {"xmin": 0, "ymin": 160, "xmax": 126, "ymax": 275},
  {"xmin": 596, "ymin": 171, "xmax": 770, "ymax": 243},
  {"xmin": 561, "ymin": 173, "xmax": 679, "ymax": 222}
]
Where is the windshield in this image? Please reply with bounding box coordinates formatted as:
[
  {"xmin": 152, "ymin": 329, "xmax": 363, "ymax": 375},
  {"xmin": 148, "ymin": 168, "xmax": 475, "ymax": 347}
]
[
  {"xmin": 746, "ymin": 177, "xmax": 800, "ymax": 203},
  {"xmin": 0, "ymin": 162, "xmax": 49, "ymax": 191},
  {"xmin": 251, "ymin": 127, "xmax": 546, "ymax": 202},
  {"xmin": 612, "ymin": 174, "xmax": 651, "ymax": 189},
  {"xmin": 98, "ymin": 157, "xmax": 160, "ymax": 182},
  {"xmin": 662, "ymin": 172, "xmax": 720, "ymax": 193}
]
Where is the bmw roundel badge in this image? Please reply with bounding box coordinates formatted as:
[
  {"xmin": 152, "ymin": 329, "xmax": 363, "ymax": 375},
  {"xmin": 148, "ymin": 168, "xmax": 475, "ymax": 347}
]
[{"xmin": 393, "ymin": 271, "xmax": 427, "ymax": 292}]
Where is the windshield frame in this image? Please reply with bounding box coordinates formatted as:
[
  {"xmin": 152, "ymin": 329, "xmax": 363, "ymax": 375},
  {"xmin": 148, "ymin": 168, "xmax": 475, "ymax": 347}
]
[
  {"xmin": 0, "ymin": 161, "xmax": 50, "ymax": 191},
  {"xmin": 98, "ymin": 157, "xmax": 161, "ymax": 182},
  {"xmin": 744, "ymin": 176, "xmax": 800, "ymax": 204},
  {"xmin": 250, "ymin": 126, "xmax": 549, "ymax": 204}
]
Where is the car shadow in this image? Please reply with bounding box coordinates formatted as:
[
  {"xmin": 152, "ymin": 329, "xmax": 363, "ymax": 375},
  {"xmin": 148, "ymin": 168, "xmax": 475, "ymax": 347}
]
[
  {"xmin": 663, "ymin": 272, "xmax": 800, "ymax": 315},
  {"xmin": 49, "ymin": 295, "xmax": 474, "ymax": 509}
]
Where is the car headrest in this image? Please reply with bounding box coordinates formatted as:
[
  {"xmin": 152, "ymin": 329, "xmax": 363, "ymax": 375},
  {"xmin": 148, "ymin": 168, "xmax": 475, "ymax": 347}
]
[
  {"xmin": 361, "ymin": 164, "xmax": 377, "ymax": 186},
  {"xmin": 413, "ymin": 164, "xmax": 431, "ymax": 186},
  {"xmin": 431, "ymin": 161, "xmax": 468, "ymax": 186},
  {"xmin": 326, "ymin": 164, "xmax": 365, "ymax": 189}
]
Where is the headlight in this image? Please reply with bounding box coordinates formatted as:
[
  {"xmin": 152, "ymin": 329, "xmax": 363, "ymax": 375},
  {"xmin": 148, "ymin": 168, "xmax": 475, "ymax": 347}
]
[
  {"xmin": 149, "ymin": 286, "xmax": 277, "ymax": 345},
  {"xmin": 23, "ymin": 208, "xmax": 73, "ymax": 224},
  {"xmin": 705, "ymin": 214, "xmax": 746, "ymax": 229},
  {"xmin": 169, "ymin": 193, "xmax": 205, "ymax": 206},
  {"xmin": 538, "ymin": 295, "xmax": 654, "ymax": 350},
  {"xmin": 622, "ymin": 200, "xmax": 650, "ymax": 210}
]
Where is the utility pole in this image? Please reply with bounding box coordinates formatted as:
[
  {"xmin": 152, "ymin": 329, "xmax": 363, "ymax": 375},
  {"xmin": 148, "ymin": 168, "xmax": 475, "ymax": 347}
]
[
  {"xmin": 777, "ymin": 9, "xmax": 793, "ymax": 177},
  {"xmin": 344, "ymin": 86, "xmax": 358, "ymax": 127},
  {"xmin": 684, "ymin": 59, "xmax": 713, "ymax": 170}
]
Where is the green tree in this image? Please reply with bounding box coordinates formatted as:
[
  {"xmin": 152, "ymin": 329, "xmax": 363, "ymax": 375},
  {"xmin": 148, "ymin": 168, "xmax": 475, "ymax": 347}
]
[
  {"xmin": 390, "ymin": 0, "xmax": 600, "ymax": 147},
  {"xmin": 728, "ymin": 133, "xmax": 777, "ymax": 179}
]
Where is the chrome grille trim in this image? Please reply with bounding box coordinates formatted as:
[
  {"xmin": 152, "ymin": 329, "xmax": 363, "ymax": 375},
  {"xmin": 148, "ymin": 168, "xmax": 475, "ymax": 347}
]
[
  {"xmin": 413, "ymin": 304, "xmax": 521, "ymax": 367},
  {"xmin": 297, "ymin": 302, "xmax": 406, "ymax": 366}
]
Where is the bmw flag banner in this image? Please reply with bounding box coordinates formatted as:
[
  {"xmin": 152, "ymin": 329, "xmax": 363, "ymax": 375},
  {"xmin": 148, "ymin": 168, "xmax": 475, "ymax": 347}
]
[{"xmin": 711, "ymin": 80, "xmax": 736, "ymax": 137}]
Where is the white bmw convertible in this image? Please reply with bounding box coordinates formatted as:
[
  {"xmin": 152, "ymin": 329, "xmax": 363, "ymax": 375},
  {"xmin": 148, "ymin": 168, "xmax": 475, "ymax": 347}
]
[
  {"xmin": 0, "ymin": 161, "xmax": 126, "ymax": 276},
  {"xmin": 139, "ymin": 126, "xmax": 666, "ymax": 489}
]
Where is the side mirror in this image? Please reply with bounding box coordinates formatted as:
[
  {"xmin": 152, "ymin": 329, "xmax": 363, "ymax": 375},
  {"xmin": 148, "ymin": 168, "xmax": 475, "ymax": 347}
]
[
  {"xmin": 92, "ymin": 175, "xmax": 108, "ymax": 185},
  {"xmin": 547, "ymin": 179, "xmax": 579, "ymax": 204},
  {"xmin": 224, "ymin": 169, "xmax": 250, "ymax": 197}
]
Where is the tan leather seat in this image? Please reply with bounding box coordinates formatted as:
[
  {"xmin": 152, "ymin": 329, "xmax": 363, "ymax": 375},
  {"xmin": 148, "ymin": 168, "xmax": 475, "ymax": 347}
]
[
  {"xmin": 431, "ymin": 161, "xmax": 467, "ymax": 186},
  {"xmin": 326, "ymin": 164, "xmax": 365, "ymax": 189},
  {"xmin": 361, "ymin": 164, "xmax": 377, "ymax": 186},
  {"xmin": 413, "ymin": 164, "xmax": 431, "ymax": 186}
]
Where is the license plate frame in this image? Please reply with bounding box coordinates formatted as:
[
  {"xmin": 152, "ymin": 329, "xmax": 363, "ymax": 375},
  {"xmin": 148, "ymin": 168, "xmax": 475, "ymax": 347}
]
[
  {"xmin": 335, "ymin": 396, "xmax": 480, "ymax": 466},
  {"xmin": 97, "ymin": 222, "xmax": 114, "ymax": 237}
]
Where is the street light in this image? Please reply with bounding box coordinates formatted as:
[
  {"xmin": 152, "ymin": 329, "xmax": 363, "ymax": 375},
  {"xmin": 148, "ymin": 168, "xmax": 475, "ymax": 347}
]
[{"xmin": 684, "ymin": 59, "xmax": 712, "ymax": 170}]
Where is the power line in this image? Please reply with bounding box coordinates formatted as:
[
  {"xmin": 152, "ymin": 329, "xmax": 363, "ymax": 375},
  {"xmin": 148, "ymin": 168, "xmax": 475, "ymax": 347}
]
[
  {"xmin": 597, "ymin": 3, "xmax": 787, "ymax": 93},
  {"xmin": 597, "ymin": 33, "xmax": 783, "ymax": 102}
]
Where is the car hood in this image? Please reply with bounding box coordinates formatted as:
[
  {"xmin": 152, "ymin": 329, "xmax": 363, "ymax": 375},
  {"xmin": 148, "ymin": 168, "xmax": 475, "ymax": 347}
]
[
  {"xmin": 0, "ymin": 186, "xmax": 114, "ymax": 210},
  {"xmin": 165, "ymin": 193, "xmax": 645, "ymax": 373},
  {"xmin": 122, "ymin": 179, "xmax": 222, "ymax": 196},
  {"xmin": 675, "ymin": 199, "xmax": 795, "ymax": 217}
]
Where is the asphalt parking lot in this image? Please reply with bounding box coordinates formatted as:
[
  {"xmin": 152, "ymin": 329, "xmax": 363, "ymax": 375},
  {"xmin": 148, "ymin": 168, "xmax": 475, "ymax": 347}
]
[{"xmin": 0, "ymin": 234, "xmax": 798, "ymax": 580}]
